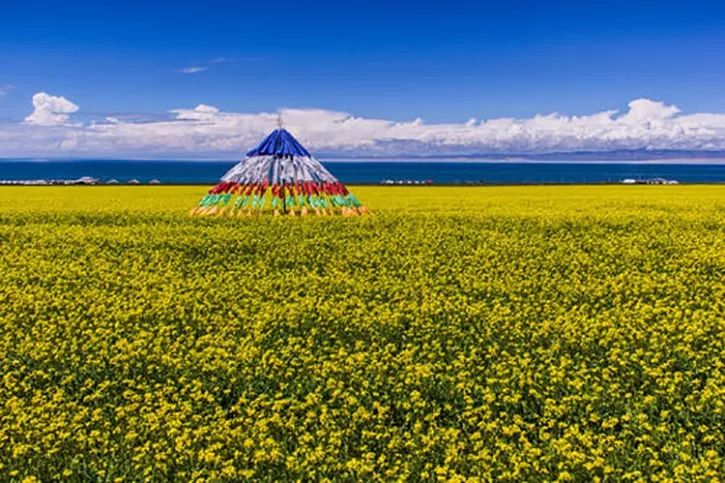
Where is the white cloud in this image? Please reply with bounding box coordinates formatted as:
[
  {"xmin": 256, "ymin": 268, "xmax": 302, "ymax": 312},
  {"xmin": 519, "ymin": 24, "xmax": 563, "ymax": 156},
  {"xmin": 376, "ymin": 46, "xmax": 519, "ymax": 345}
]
[
  {"xmin": 179, "ymin": 57, "xmax": 250, "ymax": 74},
  {"xmin": 180, "ymin": 66, "xmax": 208, "ymax": 74},
  {"xmin": 3, "ymin": 93, "xmax": 725, "ymax": 158},
  {"xmin": 173, "ymin": 104, "xmax": 220, "ymax": 120},
  {"xmin": 24, "ymin": 92, "xmax": 79, "ymax": 126},
  {"xmin": 621, "ymin": 98, "xmax": 681, "ymax": 123}
]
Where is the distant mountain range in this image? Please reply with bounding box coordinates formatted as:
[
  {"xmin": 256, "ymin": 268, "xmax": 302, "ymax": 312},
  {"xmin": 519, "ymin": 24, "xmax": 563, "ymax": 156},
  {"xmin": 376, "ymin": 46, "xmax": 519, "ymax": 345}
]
[
  {"xmin": 504, "ymin": 149, "xmax": 725, "ymax": 162},
  {"xmin": 319, "ymin": 148, "xmax": 725, "ymax": 162},
  {"xmin": 3, "ymin": 149, "xmax": 725, "ymax": 163}
]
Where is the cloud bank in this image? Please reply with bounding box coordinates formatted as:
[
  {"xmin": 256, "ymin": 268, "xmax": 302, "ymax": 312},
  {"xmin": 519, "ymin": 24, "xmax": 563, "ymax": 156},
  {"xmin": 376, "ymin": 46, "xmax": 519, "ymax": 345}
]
[{"xmin": 2, "ymin": 92, "xmax": 725, "ymax": 158}]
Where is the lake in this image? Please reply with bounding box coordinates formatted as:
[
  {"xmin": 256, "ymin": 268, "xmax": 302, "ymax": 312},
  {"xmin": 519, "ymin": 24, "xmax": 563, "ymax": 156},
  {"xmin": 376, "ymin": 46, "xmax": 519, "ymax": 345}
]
[{"xmin": 0, "ymin": 159, "xmax": 723, "ymax": 184}]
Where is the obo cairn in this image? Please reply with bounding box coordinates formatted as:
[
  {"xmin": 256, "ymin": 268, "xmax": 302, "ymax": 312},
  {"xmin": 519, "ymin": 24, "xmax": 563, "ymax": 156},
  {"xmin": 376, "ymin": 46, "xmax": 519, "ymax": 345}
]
[{"xmin": 191, "ymin": 127, "xmax": 367, "ymax": 217}]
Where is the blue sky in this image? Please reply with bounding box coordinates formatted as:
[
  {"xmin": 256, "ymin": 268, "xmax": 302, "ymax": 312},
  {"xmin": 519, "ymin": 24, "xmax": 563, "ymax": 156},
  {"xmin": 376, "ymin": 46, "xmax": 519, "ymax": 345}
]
[{"xmin": 1, "ymin": 0, "xmax": 725, "ymax": 157}]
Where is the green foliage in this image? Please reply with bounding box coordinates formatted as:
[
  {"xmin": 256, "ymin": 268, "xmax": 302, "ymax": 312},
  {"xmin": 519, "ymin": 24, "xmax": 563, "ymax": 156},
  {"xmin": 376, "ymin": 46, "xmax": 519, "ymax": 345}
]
[{"xmin": 0, "ymin": 186, "xmax": 723, "ymax": 481}]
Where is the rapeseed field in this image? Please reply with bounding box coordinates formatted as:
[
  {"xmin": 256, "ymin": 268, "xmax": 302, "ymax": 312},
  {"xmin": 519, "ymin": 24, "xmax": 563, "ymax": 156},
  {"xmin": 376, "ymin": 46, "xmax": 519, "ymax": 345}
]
[{"xmin": 0, "ymin": 186, "xmax": 723, "ymax": 481}]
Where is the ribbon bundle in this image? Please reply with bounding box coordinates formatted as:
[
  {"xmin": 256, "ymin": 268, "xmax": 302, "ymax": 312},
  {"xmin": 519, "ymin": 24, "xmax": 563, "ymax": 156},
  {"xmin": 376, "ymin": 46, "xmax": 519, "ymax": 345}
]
[{"xmin": 191, "ymin": 181, "xmax": 367, "ymax": 217}]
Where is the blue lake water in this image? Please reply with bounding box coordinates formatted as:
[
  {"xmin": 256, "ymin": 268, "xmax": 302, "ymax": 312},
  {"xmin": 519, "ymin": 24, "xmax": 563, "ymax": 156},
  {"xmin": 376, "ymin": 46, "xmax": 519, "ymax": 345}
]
[{"xmin": 0, "ymin": 159, "xmax": 723, "ymax": 185}]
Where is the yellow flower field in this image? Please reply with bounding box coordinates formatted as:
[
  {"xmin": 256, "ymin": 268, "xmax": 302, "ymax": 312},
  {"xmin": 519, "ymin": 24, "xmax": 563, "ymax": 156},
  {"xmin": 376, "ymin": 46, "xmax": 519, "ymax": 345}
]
[{"xmin": 0, "ymin": 185, "xmax": 723, "ymax": 481}]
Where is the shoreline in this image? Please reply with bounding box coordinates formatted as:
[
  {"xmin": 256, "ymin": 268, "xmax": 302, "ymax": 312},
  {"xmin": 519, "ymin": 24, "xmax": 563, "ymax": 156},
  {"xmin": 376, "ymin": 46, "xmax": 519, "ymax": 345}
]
[
  {"xmin": 3, "ymin": 158, "xmax": 725, "ymax": 165},
  {"xmin": 1, "ymin": 182, "xmax": 722, "ymax": 187}
]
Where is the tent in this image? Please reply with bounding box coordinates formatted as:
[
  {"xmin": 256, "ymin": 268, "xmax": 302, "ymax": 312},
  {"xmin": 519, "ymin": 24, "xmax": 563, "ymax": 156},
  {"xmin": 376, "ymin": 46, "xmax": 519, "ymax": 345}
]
[{"xmin": 191, "ymin": 126, "xmax": 366, "ymax": 217}]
